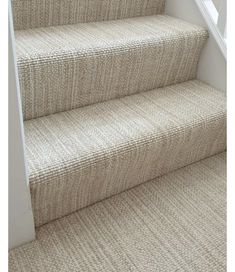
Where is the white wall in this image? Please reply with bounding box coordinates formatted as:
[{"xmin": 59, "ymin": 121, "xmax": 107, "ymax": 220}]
[
  {"xmin": 9, "ymin": 2, "xmax": 35, "ymax": 249},
  {"xmin": 212, "ymin": 0, "xmax": 222, "ymax": 10},
  {"xmin": 165, "ymin": 0, "xmax": 226, "ymax": 92}
]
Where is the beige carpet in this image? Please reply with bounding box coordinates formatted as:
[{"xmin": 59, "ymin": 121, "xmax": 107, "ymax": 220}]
[
  {"xmin": 15, "ymin": 15, "xmax": 207, "ymax": 120},
  {"xmin": 11, "ymin": 1, "xmax": 226, "ymax": 270},
  {"xmin": 12, "ymin": 0, "xmax": 165, "ymax": 30},
  {"xmin": 24, "ymin": 80, "xmax": 226, "ymax": 227},
  {"xmin": 9, "ymin": 152, "xmax": 226, "ymax": 272}
]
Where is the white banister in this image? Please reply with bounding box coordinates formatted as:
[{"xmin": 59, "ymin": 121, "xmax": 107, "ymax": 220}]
[
  {"xmin": 165, "ymin": 0, "xmax": 226, "ymax": 92},
  {"xmin": 217, "ymin": 0, "xmax": 227, "ymax": 38},
  {"xmin": 194, "ymin": 0, "xmax": 226, "ymax": 59}
]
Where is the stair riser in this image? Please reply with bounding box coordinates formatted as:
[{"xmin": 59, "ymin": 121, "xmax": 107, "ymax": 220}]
[
  {"xmin": 18, "ymin": 33, "xmax": 207, "ymax": 120},
  {"xmin": 12, "ymin": 0, "xmax": 165, "ymax": 30},
  {"xmin": 30, "ymin": 116, "xmax": 226, "ymax": 227}
]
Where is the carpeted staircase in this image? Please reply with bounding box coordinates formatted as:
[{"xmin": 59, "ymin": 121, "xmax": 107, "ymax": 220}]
[{"xmin": 12, "ymin": 0, "xmax": 226, "ymax": 232}]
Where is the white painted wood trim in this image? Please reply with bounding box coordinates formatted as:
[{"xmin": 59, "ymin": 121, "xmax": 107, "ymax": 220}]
[
  {"xmin": 165, "ymin": 0, "xmax": 226, "ymax": 92},
  {"xmin": 9, "ymin": 0, "xmax": 35, "ymax": 249},
  {"xmin": 217, "ymin": 0, "xmax": 227, "ymax": 37},
  {"xmin": 194, "ymin": 0, "xmax": 227, "ymax": 59},
  {"xmin": 204, "ymin": 0, "xmax": 219, "ymax": 23}
]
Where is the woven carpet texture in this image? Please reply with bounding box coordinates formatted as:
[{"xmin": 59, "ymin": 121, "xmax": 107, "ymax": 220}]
[
  {"xmin": 9, "ymin": 152, "xmax": 226, "ymax": 272},
  {"xmin": 12, "ymin": 0, "xmax": 165, "ymax": 30},
  {"xmin": 15, "ymin": 15, "xmax": 208, "ymax": 120},
  {"xmin": 12, "ymin": 0, "xmax": 227, "ymax": 264},
  {"xmin": 24, "ymin": 80, "xmax": 226, "ymax": 227}
]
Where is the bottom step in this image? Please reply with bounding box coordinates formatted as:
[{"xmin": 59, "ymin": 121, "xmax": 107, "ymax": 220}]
[
  {"xmin": 9, "ymin": 152, "xmax": 226, "ymax": 271},
  {"xmin": 24, "ymin": 80, "xmax": 226, "ymax": 226}
]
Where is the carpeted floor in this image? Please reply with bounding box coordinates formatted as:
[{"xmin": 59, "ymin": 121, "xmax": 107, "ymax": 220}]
[{"xmin": 9, "ymin": 152, "xmax": 226, "ymax": 272}]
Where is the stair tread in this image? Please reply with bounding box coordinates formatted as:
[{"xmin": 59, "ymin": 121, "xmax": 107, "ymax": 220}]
[
  {"xmin": 12, "ymin": 0, "xmax": 165, "ymax": 30},
  {"xmin": 24, "ymin": 80, "xmax": 226, "ymax": 226},
  {"xmin": 25, "ymin": 79, "xmax": 225, "ymax": 179},
  {"xmin": 16, "ymin": 15, "xmax": 208, "ymax": 120},
  {"xmin": 16, "ymin": 15, "xmax": 206, "ymax": 61},
  {"xmin": 9, "ymin": 152, "xmax": 226, "ymax": 271}
]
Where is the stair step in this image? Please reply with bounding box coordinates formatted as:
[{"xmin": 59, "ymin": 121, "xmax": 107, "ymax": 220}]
[
  {"xmin": 24, "ymin": 80, "xmax": 226, "ymax": 226},
  {"xmin": 12, "ymin": 0, "xmax": 165, "ymax": 30},
  {"xmin": 15, "ymin": 15, "xmax": 208, "ymax": 120},
  {"xmin": 9, "ymin": 152, "xmax": 226, "ymax": 271}
]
